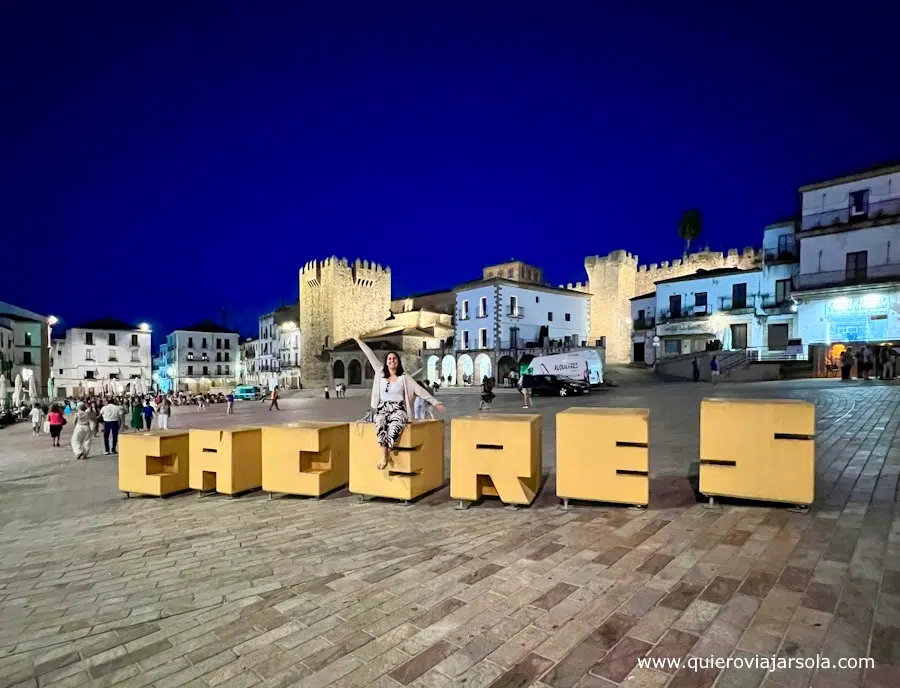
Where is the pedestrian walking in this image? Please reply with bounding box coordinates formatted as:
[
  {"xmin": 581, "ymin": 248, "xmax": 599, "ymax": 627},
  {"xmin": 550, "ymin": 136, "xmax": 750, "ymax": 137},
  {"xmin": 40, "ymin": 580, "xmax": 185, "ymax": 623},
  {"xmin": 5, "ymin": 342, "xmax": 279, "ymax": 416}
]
[
  {"xmin": 226, "ymin": 392, "xmax": 234, "ymax": 414},
  {"xmin": 478, "ymin": 376, "xmax": 495, "ymax": 411},
  {"xmin": 29, "ymin": 403, "xmax": 43, "ymax": 435},
  {"xmin": 131, "ymin": 401, "xmax": 144, "ymax": 432},
  {"xmin": 142, "ymin": 400, "xmax": 154, "ymax": 430},
  {"xmin": 100, "ymin": 400, "xmax": 123, "ymax": 454},
  {"xmin": 71, "ymin": 402, "xmax": 96, "ymax": 460},
  {"xmin": 47, "ymin": 404, "xmax": 65, "ymax": 447},
  {"xmin": 710, "ymin": 355, "xmax": 720, "ymax": 384},
  {"xmin": 269, "ymin": 387, "xmax": 280, "ymax": 411},
  {"xmin": 692, "ymin": 358, "xmax": 700, "ymax": 382},
  {"xmin": 520, "ymin": 373, "xmax": 534, "ymax": 409},
  {"xmin": 157, "ymin": 397, "xmax": 172, "ymax": 430}
]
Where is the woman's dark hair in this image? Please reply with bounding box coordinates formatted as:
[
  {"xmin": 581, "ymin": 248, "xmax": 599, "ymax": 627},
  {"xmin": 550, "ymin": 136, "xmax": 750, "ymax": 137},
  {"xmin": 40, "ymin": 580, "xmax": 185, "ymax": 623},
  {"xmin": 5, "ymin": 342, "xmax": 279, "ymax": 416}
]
[{"xmin": 382, "ymin": 351, "xmax": 404, "ymax": 378}]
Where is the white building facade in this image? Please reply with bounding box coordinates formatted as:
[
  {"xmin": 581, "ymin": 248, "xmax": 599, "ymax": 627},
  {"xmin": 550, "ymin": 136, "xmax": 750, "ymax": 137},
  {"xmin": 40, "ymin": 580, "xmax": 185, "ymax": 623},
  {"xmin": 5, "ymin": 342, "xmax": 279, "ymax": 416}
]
[
  {"xmin": 0, "ymin": 302, "xmax": 52, "ymax": 397},
  {"xmin": 793, "ymin": 165, "xmax": 900, "ymax": 366},
  {"xmin": 54, "ymin": 318, "xmax": 152, "ymax": 398},
  {"xmin": 446, "ymin": 276, "xmax": 592, "ymax": 384},
  {"xmin": 277, "ymin": 322, "xmax": 302, "ymax": 388},
  {"xmin": 630, "ymin": 294, "xmax": 657, "ymax": 365},
  {"xmin": 165, "ymin": 321, "xmax": 240, "ymax": 392},
  {"xmin": 239, "ymin": 338, "xmax": 258, "ymax": 385}
]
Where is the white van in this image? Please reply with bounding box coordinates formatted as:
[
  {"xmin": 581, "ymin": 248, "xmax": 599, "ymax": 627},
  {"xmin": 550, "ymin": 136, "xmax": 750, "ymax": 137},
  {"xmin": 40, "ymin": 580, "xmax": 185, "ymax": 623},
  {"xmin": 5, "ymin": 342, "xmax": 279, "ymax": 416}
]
[{"xmin": 524, "ymin": 349, "xmax": 603, "ymax": 386}]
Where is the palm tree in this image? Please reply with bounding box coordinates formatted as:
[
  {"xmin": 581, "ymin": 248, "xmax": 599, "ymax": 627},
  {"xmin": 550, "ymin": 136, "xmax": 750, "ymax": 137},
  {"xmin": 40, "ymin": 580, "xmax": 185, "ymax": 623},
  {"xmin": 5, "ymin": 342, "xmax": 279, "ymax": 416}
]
[{"xmin": 678, "ymin": 208, "xmax": 703, "ymax": 255}]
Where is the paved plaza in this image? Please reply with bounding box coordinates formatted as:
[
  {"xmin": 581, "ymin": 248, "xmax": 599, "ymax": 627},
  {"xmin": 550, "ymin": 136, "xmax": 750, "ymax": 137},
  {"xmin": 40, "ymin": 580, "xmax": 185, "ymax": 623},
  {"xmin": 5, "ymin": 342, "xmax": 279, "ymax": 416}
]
[{"xmin": 0, "ymin": 377, "xmax": 898, "ymax": 688}]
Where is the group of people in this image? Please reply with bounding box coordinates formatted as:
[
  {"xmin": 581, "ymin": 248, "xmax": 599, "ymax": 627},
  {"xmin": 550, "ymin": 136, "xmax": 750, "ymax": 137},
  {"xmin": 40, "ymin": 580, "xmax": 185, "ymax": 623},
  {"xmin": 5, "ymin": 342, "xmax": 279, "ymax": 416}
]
[
  {"xmin": 692, "ymin": 356, "xmax": 721, "ymax": 383},
  {"xmin": 839, "ymin": 345, "xmax": 898, "ymax": 381},
  {"xmin": 26, "ymin": 389, "xmax": 241, "ymax": 459}
]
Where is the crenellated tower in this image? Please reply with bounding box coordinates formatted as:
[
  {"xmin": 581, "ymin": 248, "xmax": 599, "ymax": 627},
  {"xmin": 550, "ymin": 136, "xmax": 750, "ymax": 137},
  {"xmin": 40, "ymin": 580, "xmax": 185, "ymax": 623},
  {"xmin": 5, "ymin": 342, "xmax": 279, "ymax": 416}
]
[
  {"xmin": 299, "ymin": 257, "xmax": 391, "ymax": 384},
  {"xmin": 583, "ymin": 250, "xmax": 639, "ymax": 363}
]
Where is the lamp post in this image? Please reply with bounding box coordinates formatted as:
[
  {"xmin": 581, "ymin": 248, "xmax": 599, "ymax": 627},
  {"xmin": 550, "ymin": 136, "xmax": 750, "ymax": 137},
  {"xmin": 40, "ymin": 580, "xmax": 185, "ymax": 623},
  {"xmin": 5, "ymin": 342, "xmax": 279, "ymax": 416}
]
[{"xmin": 47, "ymin": 315, "xmax": 59, "ymax": 399}]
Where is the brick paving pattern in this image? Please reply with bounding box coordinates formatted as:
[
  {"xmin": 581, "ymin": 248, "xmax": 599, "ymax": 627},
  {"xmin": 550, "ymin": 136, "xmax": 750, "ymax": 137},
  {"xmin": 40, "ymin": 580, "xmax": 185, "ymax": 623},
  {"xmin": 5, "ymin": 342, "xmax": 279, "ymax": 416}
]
[{"xmin": 0, "ymin": 379, "xmax": 898, "ymax": 687}]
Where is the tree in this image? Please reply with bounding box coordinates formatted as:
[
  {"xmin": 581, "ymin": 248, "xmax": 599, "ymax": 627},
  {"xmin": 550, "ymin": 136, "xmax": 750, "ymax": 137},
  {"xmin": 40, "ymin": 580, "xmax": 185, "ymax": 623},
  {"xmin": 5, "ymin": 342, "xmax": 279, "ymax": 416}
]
[{"xmin": 678, "ymin": 208, "xmax": 703, "ymax": 255}]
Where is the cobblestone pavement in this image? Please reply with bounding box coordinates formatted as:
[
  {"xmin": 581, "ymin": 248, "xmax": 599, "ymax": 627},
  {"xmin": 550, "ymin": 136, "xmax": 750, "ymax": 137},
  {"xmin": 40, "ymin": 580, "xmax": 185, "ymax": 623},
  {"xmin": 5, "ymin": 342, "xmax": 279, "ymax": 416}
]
[{"xmin": 0, "ymin": 379, "xmax": 898, "ymax": 688}]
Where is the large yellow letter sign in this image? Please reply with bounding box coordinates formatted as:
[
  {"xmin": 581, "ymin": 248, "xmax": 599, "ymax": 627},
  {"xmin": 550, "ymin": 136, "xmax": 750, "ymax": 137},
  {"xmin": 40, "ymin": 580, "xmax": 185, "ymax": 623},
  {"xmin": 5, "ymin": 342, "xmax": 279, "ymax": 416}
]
[
  {"xmin": 189, "ymin": 427, "xmax": 262, "ymax": 497},
  {"xmin": 118, "ymin": 430, "xmax": 190, "ymax": 497},
  {"xmin": 349, "ymin": 420, "xmax": 445, "ymax": 502},
  {"xmin": 450, "ymin": 414, "xmax": 542, "ymax": 508},
  {"xmin": 556, "ymin": 408, "xmax": 649, "ymax": 508},
  {"xmin": 700, "ymin": 398, "xmax": 815, "ymax": 508},
  {"xmin": 262, "ymin": 421, "xmax": 349, "ymax": 498}
]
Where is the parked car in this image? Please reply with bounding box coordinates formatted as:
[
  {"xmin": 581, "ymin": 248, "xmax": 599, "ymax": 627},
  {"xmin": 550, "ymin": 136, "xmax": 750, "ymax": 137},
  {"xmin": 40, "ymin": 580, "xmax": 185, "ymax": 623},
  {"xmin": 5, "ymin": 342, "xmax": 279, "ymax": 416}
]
[
  {"xmin": 232, "ymin": 385, "xmax": 261, "ymax": 400},
  {"xmin": 529, "ymin": 374, "xmax": 590, "ymax": 397}
]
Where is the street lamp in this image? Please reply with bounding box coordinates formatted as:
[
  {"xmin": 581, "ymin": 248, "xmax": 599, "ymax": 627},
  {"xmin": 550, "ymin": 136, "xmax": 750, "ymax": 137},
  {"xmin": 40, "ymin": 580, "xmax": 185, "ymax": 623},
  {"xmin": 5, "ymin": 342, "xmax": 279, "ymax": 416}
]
[
  {"xmin": 48, "ymin": 315, "xmax": 59, "ymax": 326},
  {"xmin": 138, "ymin": 322, "xmax": 150, "ymax": 332}
]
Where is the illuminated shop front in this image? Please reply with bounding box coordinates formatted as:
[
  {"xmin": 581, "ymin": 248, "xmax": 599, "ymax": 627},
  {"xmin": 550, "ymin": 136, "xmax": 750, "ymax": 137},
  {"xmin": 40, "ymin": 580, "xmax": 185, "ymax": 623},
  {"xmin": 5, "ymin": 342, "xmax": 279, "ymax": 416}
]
[{"xmin": 797, "ymin": 290, "xmax": 900, "ymax": 373}]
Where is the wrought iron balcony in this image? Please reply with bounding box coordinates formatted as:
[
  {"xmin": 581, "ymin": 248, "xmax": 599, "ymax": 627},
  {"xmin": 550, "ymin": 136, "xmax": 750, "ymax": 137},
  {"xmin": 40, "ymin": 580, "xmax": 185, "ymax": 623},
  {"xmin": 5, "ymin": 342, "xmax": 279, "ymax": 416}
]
[
  {"xmin": 658, "ymin": 306, "xmax": 709, "ymax": 323},
  {"xmin": 633, "ymin": 317, "xmax": 655, "ymax": 330},
  {"xmin": 801, "ymin": 197, "xmax": 900, "ymax": 231},
  {"xmin": 763, "ymin": 243, "xmax": 799, "ymax": 264},
  {"xmin": 760, "ymin": 296, "xmax": 795, "ymax": 314},
  {"xmin": 507, "ymin": 307, "xmax": 524, "ymax": 318},
  {"xmin": 718, "ymin": 295, "xmax": 756, "ymax": 312},
  {"xmin": 793, "ymin": 261, "xmax": 900, "ymax": 291}
]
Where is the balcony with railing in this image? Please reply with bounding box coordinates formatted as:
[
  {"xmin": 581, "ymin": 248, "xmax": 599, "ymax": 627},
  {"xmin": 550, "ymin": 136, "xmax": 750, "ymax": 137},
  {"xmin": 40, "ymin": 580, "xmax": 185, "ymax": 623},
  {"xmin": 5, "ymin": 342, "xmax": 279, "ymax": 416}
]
[
  {"xmin": 507, "ymin": 306, "xmax": 524, "ymax": 318},
  {"xmin": 763, "ymin": 242, "xmax": 799, "ymax": 264},
  {"xmin": 801, "ymin": 196, "xmax": 900, "ymax": 231},
  {"xmin": 793, "ymin": 261, "xmax": 900, "ymax": 291},
  {"xmin": 760, "ymin": 296, "xmax": 795, "ymax": 314},
  {"xmin": 657, "ymin": 305, "xmax": 709, "ymax": 323},
  {"xmin": 633, "ymin": 317, "xmax": 655, "ymax": 330},
  {"xmin": 718, "ymin": 295, "xmax": 756, "ymax": 313}
]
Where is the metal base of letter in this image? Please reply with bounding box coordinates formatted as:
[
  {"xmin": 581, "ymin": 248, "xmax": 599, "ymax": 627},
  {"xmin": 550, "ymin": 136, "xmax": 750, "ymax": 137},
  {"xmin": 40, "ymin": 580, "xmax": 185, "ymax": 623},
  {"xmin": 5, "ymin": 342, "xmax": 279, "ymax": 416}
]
[{"xmin": 455, "ymin": 500, "xmax": 470, "ymax": 511}]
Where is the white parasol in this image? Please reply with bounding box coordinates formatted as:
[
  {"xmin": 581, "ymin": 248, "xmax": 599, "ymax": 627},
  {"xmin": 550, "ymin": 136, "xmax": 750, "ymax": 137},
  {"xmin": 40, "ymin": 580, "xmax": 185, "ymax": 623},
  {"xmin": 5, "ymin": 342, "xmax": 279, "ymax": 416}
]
[
  {"xmin": 13, "ymin": 374, "xmax": 23, "ymax": 408},
  {"xmin": 47, "ymin": 376, "xmax": 55, "ymax": 400},
  {"xmin": 0, "ymin": 374, "xmax": 6, "ymax": 410},
  {"xmin": 28, "ymin": 376, "xmax": 38, "ymax": 402}
]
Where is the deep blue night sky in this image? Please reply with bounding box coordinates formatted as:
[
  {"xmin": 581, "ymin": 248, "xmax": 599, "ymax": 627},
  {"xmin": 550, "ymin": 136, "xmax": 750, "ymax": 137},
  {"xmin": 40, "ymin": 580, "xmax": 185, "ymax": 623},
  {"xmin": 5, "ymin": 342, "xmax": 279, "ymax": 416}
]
[{"xmin": 2, "ymin": 1, "xmax": 898, "ymax": 341}]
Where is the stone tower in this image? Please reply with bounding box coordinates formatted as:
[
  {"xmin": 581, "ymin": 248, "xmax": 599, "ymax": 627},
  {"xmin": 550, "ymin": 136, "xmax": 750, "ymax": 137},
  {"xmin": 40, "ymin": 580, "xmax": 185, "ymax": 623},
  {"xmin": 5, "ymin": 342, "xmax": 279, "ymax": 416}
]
[
  {"xmin": 299, "ymin": 257, "xmax": 391, "ymax": 384},
  {"xmin": 583, "ymin": 251, "xmax": 638, "ymax": 364}
]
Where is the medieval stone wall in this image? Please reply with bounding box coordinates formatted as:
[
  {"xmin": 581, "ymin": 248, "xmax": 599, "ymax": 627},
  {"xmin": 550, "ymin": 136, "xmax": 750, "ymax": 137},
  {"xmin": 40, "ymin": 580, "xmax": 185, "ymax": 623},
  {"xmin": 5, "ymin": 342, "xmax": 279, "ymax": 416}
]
[
  {"xmin": 299, "ymin": 257, "xmax": 391, "ymax": 384},
  {"xmin": 585, "ymin": 247, "xmax": 760, "ymax": 363}
]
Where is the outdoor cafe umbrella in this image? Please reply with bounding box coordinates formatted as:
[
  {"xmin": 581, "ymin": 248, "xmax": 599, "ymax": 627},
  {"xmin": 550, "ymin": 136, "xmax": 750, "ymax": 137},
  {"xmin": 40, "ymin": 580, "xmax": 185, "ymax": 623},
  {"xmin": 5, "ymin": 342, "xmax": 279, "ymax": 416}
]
[
  {"xmin": 28, "ymin": 375, "xmax": 38, "ymax": 402},
  {"xmin": 13, "ymin": 374, "xmax": 22, "ymax": 408},
  {"xmin": 0, "ymin": 374, "xmax": 6, "ymax": 410}
]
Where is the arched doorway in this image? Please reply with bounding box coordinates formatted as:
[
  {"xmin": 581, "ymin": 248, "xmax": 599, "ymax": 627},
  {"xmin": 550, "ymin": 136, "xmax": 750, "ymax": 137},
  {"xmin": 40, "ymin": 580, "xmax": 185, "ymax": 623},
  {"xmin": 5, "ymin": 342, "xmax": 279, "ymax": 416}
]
[
  {"xmin": 497, "ymin": 355, "xmax": 516, "ymax": 379},
  {"xmin": 457, "ymin": 354, "xmax": 473, "ymax": 385},
  {"xmin": 348, "ymin": 359, "xmax": 362, "ymax": 385},
  {"xmin": 426, "ymin": 356, "xmax": 440, "ymax": 384},
  {"xmin": 474, "ymin": 353, "xmax": 492, "ymax": 383},
  {"xmin": 332, "ymin": 360, "xmax": 345, "ymax": 381},
  {"xmin": 441, "ymin": 355, "xmax": 455, "ymax": 384}
]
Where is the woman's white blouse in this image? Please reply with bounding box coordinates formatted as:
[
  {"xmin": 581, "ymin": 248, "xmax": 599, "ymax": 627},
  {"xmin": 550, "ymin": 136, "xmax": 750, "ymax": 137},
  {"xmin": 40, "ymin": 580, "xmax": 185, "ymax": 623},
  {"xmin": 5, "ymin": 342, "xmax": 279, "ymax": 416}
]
[{"xmin": 381, "ymin": 378, "xmax": 405, "ymax": 402}]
